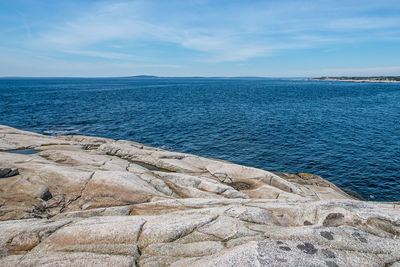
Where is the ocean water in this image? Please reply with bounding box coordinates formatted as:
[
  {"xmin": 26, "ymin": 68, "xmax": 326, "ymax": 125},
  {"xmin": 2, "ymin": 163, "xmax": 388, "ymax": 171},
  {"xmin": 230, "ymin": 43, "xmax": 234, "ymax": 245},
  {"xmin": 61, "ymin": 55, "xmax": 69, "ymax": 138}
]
[{"xmin": 0, "ymin": 78, "xmax": 399, "ymax": 201}]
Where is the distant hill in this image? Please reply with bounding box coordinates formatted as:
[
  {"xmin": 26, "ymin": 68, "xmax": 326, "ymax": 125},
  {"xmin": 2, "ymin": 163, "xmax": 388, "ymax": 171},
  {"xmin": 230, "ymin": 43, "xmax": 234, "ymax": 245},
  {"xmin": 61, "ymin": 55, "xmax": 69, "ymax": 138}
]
[
  {"xmin": 122, "ymin": 75, "xmax": 160, "ymax": 79},
  {"xmin": 122, "ymin": 75, "xmax": 275, "ymax": 79}
]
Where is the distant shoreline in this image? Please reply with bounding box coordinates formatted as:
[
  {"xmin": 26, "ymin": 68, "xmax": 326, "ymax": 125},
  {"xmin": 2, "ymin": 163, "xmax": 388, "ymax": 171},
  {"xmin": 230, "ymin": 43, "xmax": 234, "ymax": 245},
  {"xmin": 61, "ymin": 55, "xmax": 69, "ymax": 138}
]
[
  {"xmin": 1, "ymin": 76, "xmax": 400, "ymax": 83},
  {"xmin": 308, "ymin": 77, "xmax": 400, "ymax": 83}
]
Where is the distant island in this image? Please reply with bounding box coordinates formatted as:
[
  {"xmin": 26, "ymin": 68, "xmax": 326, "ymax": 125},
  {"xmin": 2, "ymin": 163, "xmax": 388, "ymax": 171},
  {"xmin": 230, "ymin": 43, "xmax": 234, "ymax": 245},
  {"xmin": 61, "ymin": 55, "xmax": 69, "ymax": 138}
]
[
  {"xmin": 122, "ymin": 75, "xmax": 274, "ymax": 80},
  {"xmin": 310, "ymin": 76, "xmax": 400, "ymax": 83}
]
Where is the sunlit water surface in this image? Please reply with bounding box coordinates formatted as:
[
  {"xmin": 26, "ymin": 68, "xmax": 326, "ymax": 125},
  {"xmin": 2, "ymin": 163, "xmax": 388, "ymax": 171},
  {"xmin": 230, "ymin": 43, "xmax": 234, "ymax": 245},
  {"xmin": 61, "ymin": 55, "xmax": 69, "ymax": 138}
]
[{"xmin": 1, "ymin": 78, "xmax": 399, "ymax": 201}]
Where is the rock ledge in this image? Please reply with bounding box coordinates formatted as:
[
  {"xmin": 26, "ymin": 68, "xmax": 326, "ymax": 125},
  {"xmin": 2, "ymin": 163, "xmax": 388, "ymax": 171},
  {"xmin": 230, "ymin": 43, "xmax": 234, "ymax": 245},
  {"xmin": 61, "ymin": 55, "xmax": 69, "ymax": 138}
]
[{"xmin": 0, "ymin": 125, "xmax": 399, "ymax": 266}]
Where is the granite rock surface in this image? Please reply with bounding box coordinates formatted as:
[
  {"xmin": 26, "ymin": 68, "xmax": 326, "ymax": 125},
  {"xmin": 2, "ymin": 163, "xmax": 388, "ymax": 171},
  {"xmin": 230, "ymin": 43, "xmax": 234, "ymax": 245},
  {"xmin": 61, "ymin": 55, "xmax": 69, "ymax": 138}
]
[{"xmin": 0, "ymin": 125, "xmax": 399, "ymax": 266}]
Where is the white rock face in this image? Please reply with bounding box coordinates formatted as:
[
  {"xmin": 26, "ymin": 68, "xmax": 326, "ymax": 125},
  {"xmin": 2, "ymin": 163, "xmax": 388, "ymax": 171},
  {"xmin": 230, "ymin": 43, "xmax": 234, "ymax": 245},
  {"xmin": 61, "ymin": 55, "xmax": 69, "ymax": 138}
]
[
  {"xmin": 0, "ymin": 125, "xmax": 399, "ymax": 266},
  {"xmin": 80, "ymin": 171, "xmax": 164, "ymax": 209}
]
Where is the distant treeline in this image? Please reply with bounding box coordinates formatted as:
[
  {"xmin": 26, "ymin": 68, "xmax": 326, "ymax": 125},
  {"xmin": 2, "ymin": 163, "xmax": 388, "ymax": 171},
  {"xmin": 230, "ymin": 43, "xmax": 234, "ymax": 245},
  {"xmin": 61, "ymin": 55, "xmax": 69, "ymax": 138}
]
[{"xmin": 317, "ymin": 76, "xmax": 400, "ymax": 81}]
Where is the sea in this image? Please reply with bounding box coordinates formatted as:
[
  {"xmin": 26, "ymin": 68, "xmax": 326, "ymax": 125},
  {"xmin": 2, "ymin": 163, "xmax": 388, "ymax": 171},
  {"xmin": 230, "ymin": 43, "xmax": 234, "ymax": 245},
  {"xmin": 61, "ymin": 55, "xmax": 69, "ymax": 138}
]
[{"xmin": 1, "ymin": 77, "xmax": 399, "ymax": 201}]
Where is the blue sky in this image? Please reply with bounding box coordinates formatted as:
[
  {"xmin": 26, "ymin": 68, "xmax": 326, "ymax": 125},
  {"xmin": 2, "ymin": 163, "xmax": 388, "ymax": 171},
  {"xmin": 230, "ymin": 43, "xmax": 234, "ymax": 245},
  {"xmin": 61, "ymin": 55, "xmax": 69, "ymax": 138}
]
[{"xmin": 1, "ymin": 0, "xmax": 400, "ymax": 77}]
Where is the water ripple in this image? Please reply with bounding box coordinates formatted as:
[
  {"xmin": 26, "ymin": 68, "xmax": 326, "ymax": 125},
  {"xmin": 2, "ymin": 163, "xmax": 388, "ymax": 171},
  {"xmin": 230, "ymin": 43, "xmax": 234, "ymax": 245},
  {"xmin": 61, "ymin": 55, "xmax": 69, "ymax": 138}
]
[{"xmin": 1, "ymin": 78, "xmax": 399, "ymax": 201}]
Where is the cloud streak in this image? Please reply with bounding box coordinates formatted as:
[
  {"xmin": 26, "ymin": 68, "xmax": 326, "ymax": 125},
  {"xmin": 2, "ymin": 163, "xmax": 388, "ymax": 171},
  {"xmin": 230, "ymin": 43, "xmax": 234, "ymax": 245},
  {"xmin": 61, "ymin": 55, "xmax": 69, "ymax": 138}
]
[
  {"xmin": 38, "ymin": 1, "xmax": 400, "ymax": 62},
  {"xmin": 1, "ymin": 0, "xmax": 400, "ymax": 76}
]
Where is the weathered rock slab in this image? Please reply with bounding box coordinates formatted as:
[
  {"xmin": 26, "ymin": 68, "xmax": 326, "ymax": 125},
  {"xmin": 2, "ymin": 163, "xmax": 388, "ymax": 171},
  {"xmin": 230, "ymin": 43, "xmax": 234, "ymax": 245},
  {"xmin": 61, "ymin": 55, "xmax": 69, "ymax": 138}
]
[{"xmin": 0, "ymin": 125, "xmax": 399, "ymax": 266}]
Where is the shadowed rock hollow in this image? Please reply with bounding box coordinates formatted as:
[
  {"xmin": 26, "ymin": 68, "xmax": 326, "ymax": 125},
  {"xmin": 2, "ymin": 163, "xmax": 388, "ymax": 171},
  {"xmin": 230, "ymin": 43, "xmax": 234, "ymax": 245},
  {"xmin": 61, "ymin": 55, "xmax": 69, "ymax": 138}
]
[{"xmin": 0, "ymin": 125, "xmax": 399, "ymax": 266}]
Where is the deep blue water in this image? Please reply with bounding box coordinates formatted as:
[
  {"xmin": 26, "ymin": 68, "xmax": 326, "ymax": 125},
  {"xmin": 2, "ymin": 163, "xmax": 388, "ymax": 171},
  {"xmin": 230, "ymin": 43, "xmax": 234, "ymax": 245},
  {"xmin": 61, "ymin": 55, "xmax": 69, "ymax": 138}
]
[{"xmin": 1, "ymin": 78, "xmax": 399, "ymax": 201}]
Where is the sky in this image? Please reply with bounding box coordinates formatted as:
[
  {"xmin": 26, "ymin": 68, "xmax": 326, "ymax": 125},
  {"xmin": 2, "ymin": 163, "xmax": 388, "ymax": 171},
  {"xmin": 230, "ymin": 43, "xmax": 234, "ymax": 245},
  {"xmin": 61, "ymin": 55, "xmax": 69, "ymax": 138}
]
[{"xmin": 1, "ymin": 0, "xmax": 400, "ymax": 77}]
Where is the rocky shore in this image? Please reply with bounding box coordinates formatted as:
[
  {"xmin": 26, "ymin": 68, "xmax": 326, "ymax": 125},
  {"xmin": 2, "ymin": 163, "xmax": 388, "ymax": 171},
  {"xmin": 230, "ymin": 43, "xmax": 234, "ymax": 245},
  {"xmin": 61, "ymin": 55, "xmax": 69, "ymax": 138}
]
[{"xmin": 0, "ymin": 125, "xmax": 399, "ymax": 266}]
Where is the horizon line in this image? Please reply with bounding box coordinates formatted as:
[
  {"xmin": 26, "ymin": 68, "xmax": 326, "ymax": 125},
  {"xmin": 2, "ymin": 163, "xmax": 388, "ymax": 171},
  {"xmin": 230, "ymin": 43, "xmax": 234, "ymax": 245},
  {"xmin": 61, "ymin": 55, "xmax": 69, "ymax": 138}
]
[
  {"xmin": 1, "ymin": 75, "xmax": 399, "ymax": 79},
  {"xmin": 0, "ymin": 75, "xmax": 309, "ymax": 79}
]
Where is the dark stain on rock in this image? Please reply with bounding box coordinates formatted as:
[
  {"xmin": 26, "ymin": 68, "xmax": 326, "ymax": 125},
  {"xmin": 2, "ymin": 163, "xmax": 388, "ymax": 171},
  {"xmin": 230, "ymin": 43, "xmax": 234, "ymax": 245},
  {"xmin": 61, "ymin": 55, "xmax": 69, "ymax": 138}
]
[
  {"xmin": 321, "ymin": 249, "xmax": 336, "ymax": 258},
  {"xmin": 366, "ymin": 217, "xmax": 400, "ymax": 237},
  {"xmin": 296, "ymin": 242, "xmax": 317, "ymax": 254},
  {"xmin": 276, "ymin": 241, "xmax": 283, "ymax": 245},
  {"xmin": 323, "ymin": 213, "xmax": 345, "ymax": 227},
  {"xmin": 320, "ymin": 231, "xmax": 334, "ymax": 240},
  {"xmin": 228, "ymin": 182, "xmax": 253, "ymax": 190},
  {"xmin": 159, "ymin": 155, "xmax": 185, "ymax": 160},
  {"xmin": 279, "ymin": 246, "xmax": 291, "ymax": 251},
  {"xmin": 326, "ymin": 261, "xmax": 339, "ymax": 267},
  {"xmin": 82, "ymin": 144, "xmax": 100, "ymax": 150},
  {"xmin": 40, "ymin": 188, "xmax": 53, "ymax": 201},
  {"xmin": 275, "ymin": 257, "xmax": 287, "ymax": 262},
  {"xmin": 0, "ymin": 167, "xmax": 19, "ymax": 178},
  {"xmin": 352, "ymin": 232, "xmax": 368, "ymax": 243},
  {"xmin": 132, "ymin": 161, "xmax": 161, "ymax": 172},
  {"xmin": 303, "ymin": 220, "xmax": 313, "ymax": 225}
]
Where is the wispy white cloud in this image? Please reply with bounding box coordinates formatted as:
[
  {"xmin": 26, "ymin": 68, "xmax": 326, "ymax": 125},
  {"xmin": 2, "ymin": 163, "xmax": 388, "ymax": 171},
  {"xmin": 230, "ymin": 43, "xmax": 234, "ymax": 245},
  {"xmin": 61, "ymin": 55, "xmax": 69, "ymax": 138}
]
[
  {"xmin": 2, "ymin": 0, "xmax": 400, "ymax": 76},
  {"xmin": 0, "ymin": 46, "xmax": 182, "ymax": 77},
  {"xmin": 60, "ymin": 49, "xmax": 136, "ymax": 60},
  {"xmin": 329, "ymin": 17, "xmax": 400, "ymax": 31},
  {"xmin": 36, "ymin": 0, "xmax": 400, "ymax": 64}
]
